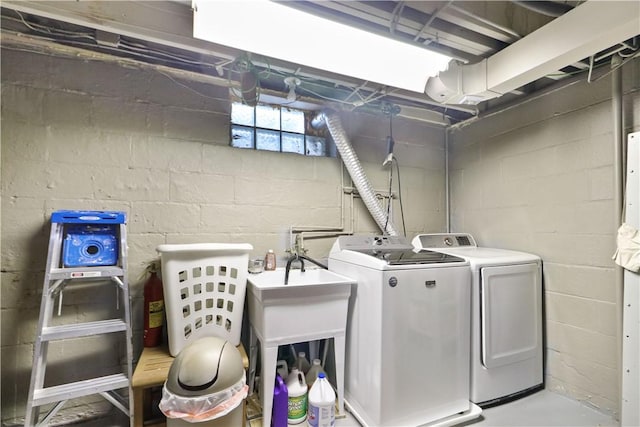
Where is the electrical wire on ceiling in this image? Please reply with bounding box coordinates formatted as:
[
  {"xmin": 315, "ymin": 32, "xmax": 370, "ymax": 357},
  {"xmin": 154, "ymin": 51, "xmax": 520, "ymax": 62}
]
[
  {"xmin": 4, "ymin": 1, "xmax": 637, "ymax": 126},
  {"xmin": 5, "ymin": 10, "xmax": 263, "ymax": 108},
  {"xmin": 394, "ymin": 155, "xmax": 407, "ymax": 237},
  {"xmin": 590, "ymin": 47, "xmax": 640, "ymax": 84},
  {"xmin": 4, "ymin": 10, "xmax": 226, "ymax": 75},
  {"xmin": 382, "ymin": 103, "xmax": 406, "ymax": 237},
  {"xmin": 230, "ymin": 54, "xmax": 387, "ymax": 108},
  {"xmin": 5, "ymin": 10, "xmax": 372, "ymax": 110},
  {"xmin": 1, "ymin": 8, "xmax": 473, "ymax": 123},
  {"xmin": 343, "ymin": 81, "xmax": 376, "ymax": 105},
  {"xmin": 12, "ymin": 10, "xmax": 93, "ymax": 39},
  {"xmin": 157, "ymin": 71, "xmax": 223, "ymax": 101},
  {"xmin": 383, "ymin": 112, "xmax": 395, "ymax": 236},
  {"xmin": 252, "ymin": 55, "xmax": 399, "ymax": 109},
  {"xmin": 9, "ymin": 11, "xmax": 199, "ymax": 65},
  {"xmin": 6, "ymin": 9, "xmax": 392, "ymax": 111},
  {"xmin": 120, "ymin": 39, "xmax": 223, "ymax": 69},
  {"xmin": 541, "ymin": 36, "xmax": 638, "ymax": 82}
]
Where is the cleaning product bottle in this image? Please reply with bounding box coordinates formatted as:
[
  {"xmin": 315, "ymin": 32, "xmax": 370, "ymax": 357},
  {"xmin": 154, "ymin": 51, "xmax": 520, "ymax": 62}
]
[
  {"xmin": 286, "ymin": 368, "xmax": 307, "ymax": 424},
  {"xmin": 305, "ymin": 358, "xmax": 326, "ymax": 388},
  {"xmin": 272, "ymin": 374, "xmax": 288, "ymax": 427},
  {"xmin": 265, "ymin": 249, "xmax": 276, "ymax": 271},
  {"xmin": 296, "ymin": 351, "xmax": 311, "ymax": 374},
  {"xmin": 307, "ymin": 372, "xmax": 336, "ymax": 427}
]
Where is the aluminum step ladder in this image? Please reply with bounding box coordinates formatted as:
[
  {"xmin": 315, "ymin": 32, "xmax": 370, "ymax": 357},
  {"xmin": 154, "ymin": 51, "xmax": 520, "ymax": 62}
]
[{"xmin": 25, "ymin": 211, "xmax": 133, "ymax": 427}]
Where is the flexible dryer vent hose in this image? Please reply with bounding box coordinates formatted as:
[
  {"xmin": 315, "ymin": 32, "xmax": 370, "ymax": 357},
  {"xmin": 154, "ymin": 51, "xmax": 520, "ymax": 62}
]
[{"xmin": 312, "ymin": 110, "xmax": 399, "ymax": 236}]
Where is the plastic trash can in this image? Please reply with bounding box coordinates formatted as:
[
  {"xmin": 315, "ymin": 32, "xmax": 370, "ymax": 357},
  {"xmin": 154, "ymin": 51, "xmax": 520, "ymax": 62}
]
[{"xmin": 159, "ymin": 336, "xmax": 248, "ymax": 426}]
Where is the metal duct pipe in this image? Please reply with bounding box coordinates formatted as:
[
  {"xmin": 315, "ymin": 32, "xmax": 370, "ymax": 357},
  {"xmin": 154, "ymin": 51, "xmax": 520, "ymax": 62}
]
[
  {"xmin": 445, "ymin": 129, "xmax": 451, "ymax": 233},
  {"xmin": 312, "ymin": 110, "xmax": 399, "ymax": 236},
  {"xmin": 612, "ymin": 54, "xmax": 625, "ymax": 419}
]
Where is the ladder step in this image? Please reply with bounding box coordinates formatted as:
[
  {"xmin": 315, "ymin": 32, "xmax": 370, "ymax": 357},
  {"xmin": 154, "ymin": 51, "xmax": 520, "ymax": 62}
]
[
  {"xmin": 49, "ymin": 266, "xmax": 125, "ymax": 280},
  {"xmin": 42, "ymin": 319, "xmax": 127, "ymax": 341},
  {"xmin": 32, "ymin": 374, "xmax": 129, "ymax": 406}
]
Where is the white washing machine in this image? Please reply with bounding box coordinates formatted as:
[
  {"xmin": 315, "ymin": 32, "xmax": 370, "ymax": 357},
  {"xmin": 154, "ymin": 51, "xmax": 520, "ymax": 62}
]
[
  {"xmin": 328, "ymin": 235, "xmax": 482, "ymax": 427},
  {"xmin": 412, "ymin": 233, "xmax": 543, "ymax": 407}
]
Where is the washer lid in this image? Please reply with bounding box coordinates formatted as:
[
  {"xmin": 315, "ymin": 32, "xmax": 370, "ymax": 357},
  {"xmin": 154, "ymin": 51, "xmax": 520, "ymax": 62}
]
[{"xmin": 353, "ymin": 249, "xmax": 466, "ymax": 265}]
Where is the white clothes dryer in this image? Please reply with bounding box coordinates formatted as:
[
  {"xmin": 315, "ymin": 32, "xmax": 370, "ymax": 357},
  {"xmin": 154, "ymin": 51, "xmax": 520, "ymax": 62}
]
[
  {"xmin": 412, "ymin": 233, "xmax": 543, "ymax": 407},
  {"xmin": 329, "ymin": 235, "xmax": 482, "ymax": 427}
]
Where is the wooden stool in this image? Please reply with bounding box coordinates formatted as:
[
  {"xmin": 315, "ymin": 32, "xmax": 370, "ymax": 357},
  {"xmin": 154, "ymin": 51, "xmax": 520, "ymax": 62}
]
[{"xmin": 131, "ymin": 343, "xmax": 248, "ymax": 427}]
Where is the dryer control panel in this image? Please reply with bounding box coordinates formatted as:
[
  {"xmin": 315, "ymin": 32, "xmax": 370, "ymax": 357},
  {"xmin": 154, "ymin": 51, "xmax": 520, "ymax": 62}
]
[{"xmin": 413, "ymin": 233, "xmax": 477, "ymax": 249}]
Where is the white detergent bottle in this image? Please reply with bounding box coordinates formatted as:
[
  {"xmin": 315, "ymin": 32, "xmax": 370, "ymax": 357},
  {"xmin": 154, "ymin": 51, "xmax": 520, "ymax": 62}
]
[
  {"xmin": 286, "ymin": 368, "xmax": 308, "ymax": 424},
  {"xmin": 305, "ymin": 358, "xmax": 326, "ymax": 388},
  {"xmin": 307, "ymin": 372, "xmax": 335, "ymax": 427}
]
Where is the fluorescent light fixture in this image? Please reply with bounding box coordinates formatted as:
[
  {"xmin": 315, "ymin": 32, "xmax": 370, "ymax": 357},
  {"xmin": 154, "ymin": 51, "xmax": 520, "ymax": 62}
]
[{"xmin": 192, "ymin": 0, "xmax": 452, "ymax": 93}]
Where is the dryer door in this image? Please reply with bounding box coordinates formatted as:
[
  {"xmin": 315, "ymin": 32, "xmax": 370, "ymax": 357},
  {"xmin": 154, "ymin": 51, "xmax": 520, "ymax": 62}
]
[{"xmin": 480, "ymin": 262, "xmax": 541, "ymax": 369}]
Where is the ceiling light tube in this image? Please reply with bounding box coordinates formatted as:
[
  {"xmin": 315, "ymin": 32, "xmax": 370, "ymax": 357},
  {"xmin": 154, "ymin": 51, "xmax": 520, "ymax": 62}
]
[{"xmin": 192, "ymin": 0, "xmax": 452, "ymax": 93}]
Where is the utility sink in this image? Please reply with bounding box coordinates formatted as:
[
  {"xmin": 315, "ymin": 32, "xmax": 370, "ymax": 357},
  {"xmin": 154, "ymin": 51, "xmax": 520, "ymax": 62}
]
[
  {"xmin": 247, "ymin": 268, "xmax": 355, "ymax": 300},
  {"xmin": 247, "ymin": 267, "xmax": 355, "ymax": 339},
  {"xmin": 246, "ymin": 267, "xmax": 355, "ymax": 427}
]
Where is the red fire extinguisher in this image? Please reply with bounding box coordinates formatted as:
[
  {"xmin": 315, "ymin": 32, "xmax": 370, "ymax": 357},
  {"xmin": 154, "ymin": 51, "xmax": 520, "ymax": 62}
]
[{"xmin": 143, "ymin": 261, "xmax": 164, "ymax": 347}]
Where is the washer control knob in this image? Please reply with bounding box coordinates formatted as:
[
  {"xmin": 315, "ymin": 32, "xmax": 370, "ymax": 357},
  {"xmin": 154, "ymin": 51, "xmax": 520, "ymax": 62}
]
[{"xmin": 444, "ymin": 237, "xmax": 454, "ymax": 246}]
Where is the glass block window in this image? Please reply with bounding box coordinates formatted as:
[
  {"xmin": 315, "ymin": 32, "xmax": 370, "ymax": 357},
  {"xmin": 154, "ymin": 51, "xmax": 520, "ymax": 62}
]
[
  {"xmin": 306, "ymin": 136, "xmax": 327, "ymax": 156},
  {"xmin": 255, "ymin": 105, "xmax": 280, "ymax": 129},
  {"xmin": 256, "ymin": 129, "xmax": 280, "ymax": 151},
  {"xmin": 230, "ymin": 125, "xmax": 254, "ymax": 149},
  {"xmin": 230, "ymin": 102, "xmax": 332, "ymax": 157},
  {"xmin": 281, "ymin": 109, "xmax": 305, "ymax": 133},
  {"xmin": 231, "ymin": 103, "xmax": 255, "ymax": 126},
  {"xmin": 282, "ymin": 133, "xmax": 305, "ymax": 154}
]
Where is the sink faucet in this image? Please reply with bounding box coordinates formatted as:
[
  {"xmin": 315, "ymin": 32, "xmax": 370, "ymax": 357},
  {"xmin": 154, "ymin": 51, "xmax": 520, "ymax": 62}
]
[
  {"xmin": 298, "ymin": 254, "xmax": 328, "ymax": 270},
  {"xmin": 285, "ymin": 254, "xmax": 305, "ymax": 285},
  {"xmin": 284, "ymin": 254, "xmax": 329, "ymax": 285}
]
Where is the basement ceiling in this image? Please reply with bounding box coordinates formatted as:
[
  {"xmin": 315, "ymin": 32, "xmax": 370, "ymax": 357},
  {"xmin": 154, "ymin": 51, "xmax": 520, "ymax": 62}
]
[{"xmin": 1, "ymin": 1, "xmax": 638, "ymax": 126}]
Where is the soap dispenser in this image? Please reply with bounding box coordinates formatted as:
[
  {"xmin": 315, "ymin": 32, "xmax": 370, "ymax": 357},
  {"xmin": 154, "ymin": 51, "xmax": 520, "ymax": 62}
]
[{"xmin": 265, "ymin": 249, "xmax": 276, "ymax": 271}]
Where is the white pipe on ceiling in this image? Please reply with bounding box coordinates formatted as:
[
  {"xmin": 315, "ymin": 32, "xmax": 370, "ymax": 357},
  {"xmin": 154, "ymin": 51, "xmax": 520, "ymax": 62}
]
[{"xmin": 426, "ymin": 1, "xmax": 640, "ymax": 104}]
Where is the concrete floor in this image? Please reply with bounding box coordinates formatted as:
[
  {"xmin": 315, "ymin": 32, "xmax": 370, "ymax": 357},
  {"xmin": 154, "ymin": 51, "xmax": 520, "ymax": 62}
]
[
  {"xmin": 38, "ymin": 388, "xmax": 615, "ymax": 427},
  {"xmin": 333, "ymin": 390, "xmax": 617, "ymax": 427},
  {"xmin": 461, "ymin": 390, "xmax": 617, "ymax": 427},
  {"xmin": 44, "ymin": 387, "xmax": 614, "ymax": 427}
]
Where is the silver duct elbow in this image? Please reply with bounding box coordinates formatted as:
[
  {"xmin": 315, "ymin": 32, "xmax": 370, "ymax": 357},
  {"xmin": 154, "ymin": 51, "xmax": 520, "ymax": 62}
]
[{"xmin": 312, "ymin": 110, "xmax": 399, "ymax": 236}]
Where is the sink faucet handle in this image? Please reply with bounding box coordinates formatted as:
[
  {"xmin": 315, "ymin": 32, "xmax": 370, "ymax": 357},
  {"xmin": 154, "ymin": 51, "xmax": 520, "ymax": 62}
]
[{"xmin": 295, "ymin": 233, "xmax": 307, "ymax": 256}]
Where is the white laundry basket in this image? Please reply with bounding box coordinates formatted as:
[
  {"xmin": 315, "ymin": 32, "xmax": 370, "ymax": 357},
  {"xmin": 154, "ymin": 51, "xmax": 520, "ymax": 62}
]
[{"xmin": 156, "ymin": 243, "xmax": 253, "ymax": 356}]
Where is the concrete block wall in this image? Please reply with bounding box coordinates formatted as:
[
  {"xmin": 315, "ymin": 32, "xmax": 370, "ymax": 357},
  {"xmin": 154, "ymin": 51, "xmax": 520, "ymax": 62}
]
[
  {"xmin": 449, "ymin": 60, "xmax": 640, "ymax": 416},
  {"xmin": 0, "ymin": 48, "xmax": 446, "ymax": 423}
]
